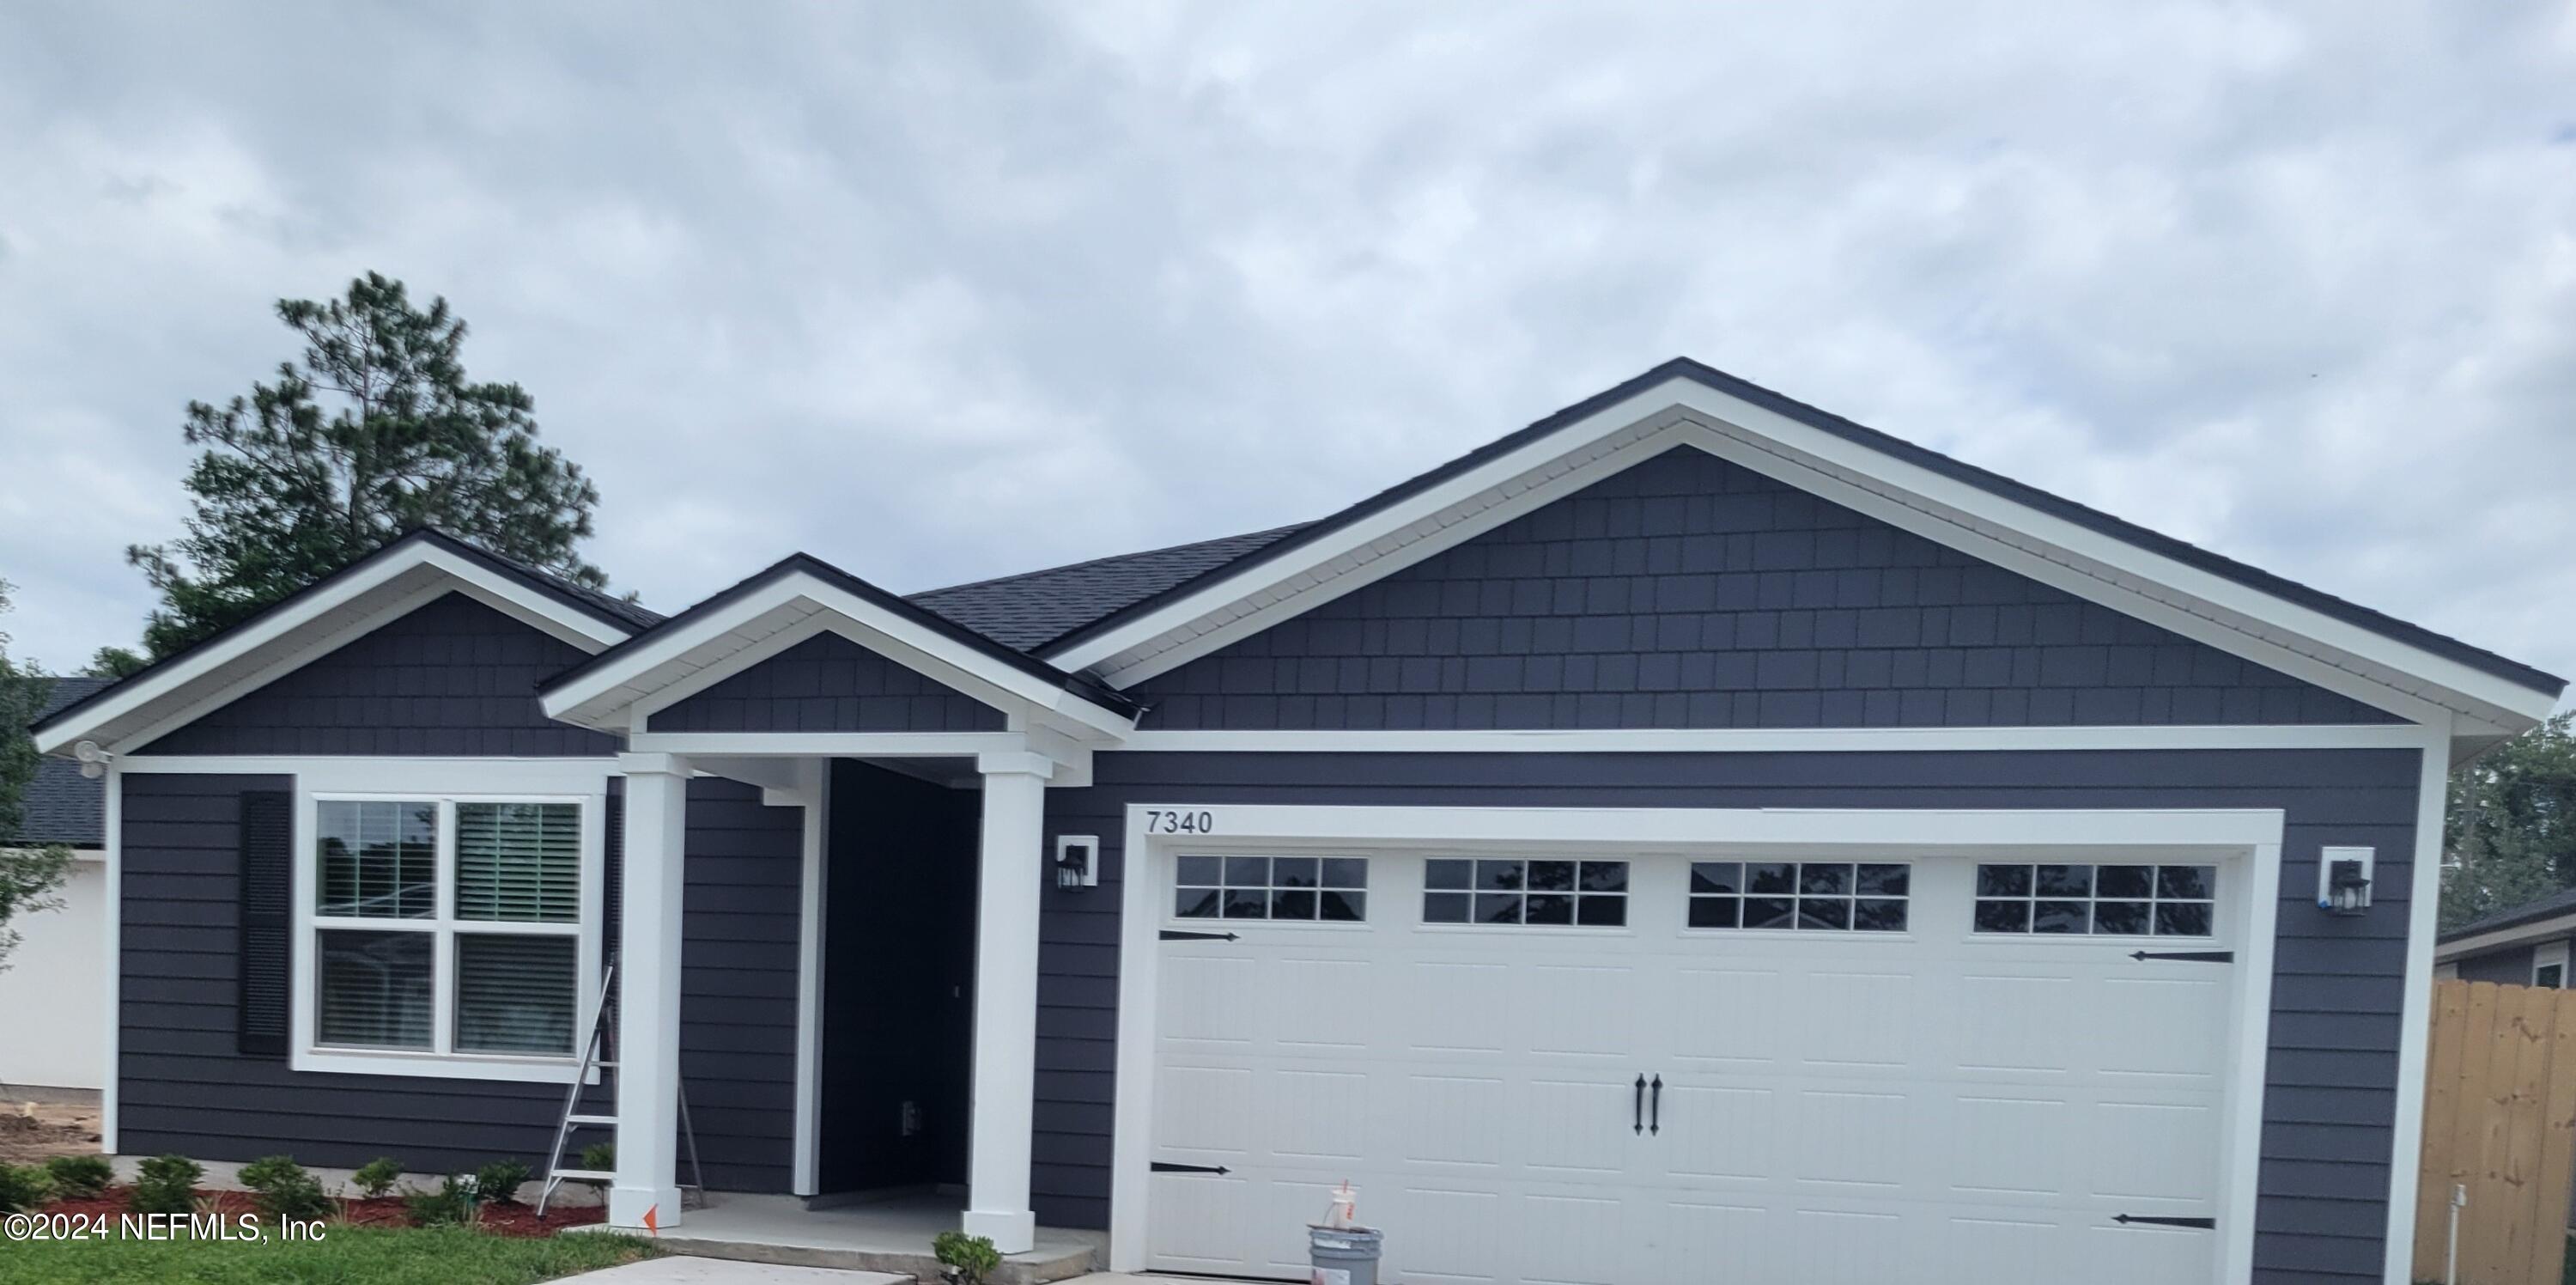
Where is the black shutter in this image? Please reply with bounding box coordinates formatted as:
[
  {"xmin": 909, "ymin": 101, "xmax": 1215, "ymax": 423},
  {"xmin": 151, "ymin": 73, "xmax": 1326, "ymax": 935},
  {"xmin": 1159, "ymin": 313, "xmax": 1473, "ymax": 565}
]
[
  {"xmin": 236, "ymin": 790, "xmax": 293, "ymax": 1057},
  {"xmin": 603, "ymin": 776, "xmax": 624, "ymax": 970}
]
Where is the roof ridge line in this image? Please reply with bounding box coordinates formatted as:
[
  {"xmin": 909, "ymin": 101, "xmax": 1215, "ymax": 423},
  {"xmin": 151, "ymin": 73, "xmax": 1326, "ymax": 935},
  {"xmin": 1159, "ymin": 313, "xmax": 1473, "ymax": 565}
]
[{"xmin": 908, "ymin": 521, "xmax": 1315, "ymax": 601}]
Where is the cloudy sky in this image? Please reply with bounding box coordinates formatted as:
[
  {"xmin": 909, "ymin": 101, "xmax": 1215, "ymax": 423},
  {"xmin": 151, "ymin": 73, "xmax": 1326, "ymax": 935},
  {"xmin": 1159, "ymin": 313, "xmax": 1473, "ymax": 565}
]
[{"xmin": 3, "ymin": 2, "xmax": 2571, "ymax": 695}]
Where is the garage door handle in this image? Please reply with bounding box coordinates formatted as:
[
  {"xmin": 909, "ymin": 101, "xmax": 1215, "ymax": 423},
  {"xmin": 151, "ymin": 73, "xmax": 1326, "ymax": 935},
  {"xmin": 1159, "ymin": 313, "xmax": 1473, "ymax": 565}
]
[
  {"xmin": 1649, "ymin": 1075, "xmax": 1662, "ymax": 1136},
  {"xmin": 1633, "ymin": 1075, "xmax": 1646, "ymax": 1135}
]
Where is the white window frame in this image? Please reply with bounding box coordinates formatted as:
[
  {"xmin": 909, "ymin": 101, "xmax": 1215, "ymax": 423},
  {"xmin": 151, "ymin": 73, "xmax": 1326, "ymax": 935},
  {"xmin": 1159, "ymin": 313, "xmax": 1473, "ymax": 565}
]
[
  {"xmin": 292, "ymin": 772, "xmax": 607, "ymax": 1084},
  {"xmin": 2536, "ymin": 941, "xmax": 2569, "ymax": 990}
]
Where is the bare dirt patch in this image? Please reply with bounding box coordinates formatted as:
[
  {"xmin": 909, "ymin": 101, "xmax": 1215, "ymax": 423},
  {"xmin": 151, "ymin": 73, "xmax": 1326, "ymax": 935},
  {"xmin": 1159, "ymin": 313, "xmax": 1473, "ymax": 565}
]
[{"xmin": 0, "ymin": 1099, "xmax": 102, "ymax": 1165}]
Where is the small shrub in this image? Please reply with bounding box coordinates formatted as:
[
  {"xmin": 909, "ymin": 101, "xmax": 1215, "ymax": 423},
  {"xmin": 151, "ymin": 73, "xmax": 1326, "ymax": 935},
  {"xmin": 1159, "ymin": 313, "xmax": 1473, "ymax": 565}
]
[
  {"xmin": 43, "ymin": 1154, "xmax": 114, "ymax": 1201},
  {"xmin": 405, "ymin": 1174, "xmax": 483, "ymax": 1227},
  {"xmin": 474, "ymin": 1157, "xmax": 534, "ymax": 1206},
  {"xmin": 239, "ymin": 1154, "xmax": 331, "ymax": 1222},
  {"xmin": 128, "ymin": 1154, "xmax": 203, "ymax": 1216},
  {"xmin": 933, "ymin": 1230, "xmax": 1001, "ymax": 1285},
  {"xmin": 0, "ymin": 1164, "xmax": 55, "ymax": 1215},
  {"xmin": 576, "ymin": 1142, "xmax": 614, "ymax": 1188},
  {"xmin": 350, "ymin": 1156, "xmax": 404, "ymax": 1201}
]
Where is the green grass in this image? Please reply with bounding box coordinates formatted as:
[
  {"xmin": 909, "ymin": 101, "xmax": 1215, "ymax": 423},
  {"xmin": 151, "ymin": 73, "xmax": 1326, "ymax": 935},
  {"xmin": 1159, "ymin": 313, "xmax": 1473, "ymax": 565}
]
[{"xmin": 0, "ymin": 1223, "xmax": 654, "ymax": 1284}]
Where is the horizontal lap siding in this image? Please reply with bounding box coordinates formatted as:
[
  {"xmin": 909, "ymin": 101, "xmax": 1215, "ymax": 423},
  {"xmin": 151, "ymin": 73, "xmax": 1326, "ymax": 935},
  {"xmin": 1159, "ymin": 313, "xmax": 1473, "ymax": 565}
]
[
  {"xmin": 1034, "ymin": 747, "xmax": 2420, "ymax": 1285},
  {"xmin": 139, "ymin": 593, "xmax": 618, "ymax": 756},
  {"xmin": 1132, "ymin": 448, "xmax": 2395, "ymax": 730},
  {"xmin": 647, "ymin": 631, "xmax": 1003, "ymax": 733},
  {"xmin": 676, "ymin": 778, "xmax": 805, "ymax": 1191},
  {"xmin": 118, "ymin": 773, "xmax": 802, "ymax": 1192},
  {"xmin": 2451, "ymin": 941, "xmax": 2542, "ymax": 985}
]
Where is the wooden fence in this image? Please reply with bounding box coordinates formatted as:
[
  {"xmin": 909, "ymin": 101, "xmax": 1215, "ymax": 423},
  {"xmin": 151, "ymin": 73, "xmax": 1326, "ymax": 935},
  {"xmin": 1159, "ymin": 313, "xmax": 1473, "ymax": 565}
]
[{"xmin": 2415, "ymin": 979, "xmax": 2576, "ymax": 1285}]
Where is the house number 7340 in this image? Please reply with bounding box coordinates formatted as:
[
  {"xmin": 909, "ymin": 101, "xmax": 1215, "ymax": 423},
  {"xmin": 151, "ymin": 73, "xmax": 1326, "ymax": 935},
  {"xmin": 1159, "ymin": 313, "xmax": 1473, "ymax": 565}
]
[{"xmin": 1145, "ymin": 809, "xmax": 1216, "ymax": 835}]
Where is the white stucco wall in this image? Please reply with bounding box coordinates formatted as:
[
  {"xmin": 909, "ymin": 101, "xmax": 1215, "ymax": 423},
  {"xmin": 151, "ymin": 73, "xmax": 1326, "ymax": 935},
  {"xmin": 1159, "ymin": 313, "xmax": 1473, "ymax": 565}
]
[{"xmin": 0, "ymin": 853, "xmax": 105, "ymax": 1090}]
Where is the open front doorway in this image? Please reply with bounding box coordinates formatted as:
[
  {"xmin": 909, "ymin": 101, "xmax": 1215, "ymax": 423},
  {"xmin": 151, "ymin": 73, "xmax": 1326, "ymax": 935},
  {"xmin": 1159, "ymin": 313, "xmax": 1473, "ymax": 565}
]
[{"xmin": 814, "ymin": 758, "xmax": 981, "ymax": 1199}]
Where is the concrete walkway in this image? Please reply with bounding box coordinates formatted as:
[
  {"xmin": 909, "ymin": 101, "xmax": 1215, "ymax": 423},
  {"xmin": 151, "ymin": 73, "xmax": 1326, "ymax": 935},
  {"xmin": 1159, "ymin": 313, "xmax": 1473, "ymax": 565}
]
[{"xmin": 571, "ymin": 1260, "xmax": 909, "ymax": 1284}]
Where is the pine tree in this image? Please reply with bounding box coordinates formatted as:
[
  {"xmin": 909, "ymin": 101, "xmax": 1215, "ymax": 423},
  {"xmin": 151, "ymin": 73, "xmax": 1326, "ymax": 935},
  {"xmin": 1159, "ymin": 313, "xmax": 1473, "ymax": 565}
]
[{"xmin": 126, "ymin": 272, "xmax": 608, "ymax": 658}]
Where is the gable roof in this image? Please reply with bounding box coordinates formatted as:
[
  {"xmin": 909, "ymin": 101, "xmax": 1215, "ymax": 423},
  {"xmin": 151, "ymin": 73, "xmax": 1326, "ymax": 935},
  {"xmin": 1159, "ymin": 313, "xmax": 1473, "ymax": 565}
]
[
  {"xmin": 32, "ymin": 530, "xmax": 645, "ymax": 755},
  {"xmin": 14, "ymin": 677, "xmax": 111, "ymax": 847},
  {"xmin": 908, "ymin": 524, "xmax": 1313, "ymax": 652},
  {"xmin": 1040, "ymin": 358, "xmax": 2564, "ymax": 701},
  {"xmin": 538, "ymin": 551, "xmax": 1140, "ymax": 733}
]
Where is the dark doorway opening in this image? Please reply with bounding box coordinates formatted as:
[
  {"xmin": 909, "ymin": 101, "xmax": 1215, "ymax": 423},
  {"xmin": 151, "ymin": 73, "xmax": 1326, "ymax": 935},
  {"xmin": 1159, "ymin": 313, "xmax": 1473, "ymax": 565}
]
[{"xmin": 815, "ymin": 758, "xmax": 980, "ymax": 1197}]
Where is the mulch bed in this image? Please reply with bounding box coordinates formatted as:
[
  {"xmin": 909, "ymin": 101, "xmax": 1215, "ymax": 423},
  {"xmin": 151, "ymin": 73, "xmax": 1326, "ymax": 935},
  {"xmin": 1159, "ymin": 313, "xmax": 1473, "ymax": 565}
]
[{"xmin": 40, "ymin": 1186, "xmax": 606, "ymax": 1238}]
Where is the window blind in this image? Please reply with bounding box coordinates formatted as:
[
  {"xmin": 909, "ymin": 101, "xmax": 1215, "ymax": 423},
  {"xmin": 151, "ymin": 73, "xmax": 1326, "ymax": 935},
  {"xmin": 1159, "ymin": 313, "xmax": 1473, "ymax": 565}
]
[
  {"xmin": 454, "ymin": 802, "xmax": 580, "ymax": 923},
  {"xmin": 315, "ymin": 929, "xmax": 433, "ymax": 1049},
  {"xmin": 454, "ymin": 934, "xmax": 579, "ymax": 1055}
]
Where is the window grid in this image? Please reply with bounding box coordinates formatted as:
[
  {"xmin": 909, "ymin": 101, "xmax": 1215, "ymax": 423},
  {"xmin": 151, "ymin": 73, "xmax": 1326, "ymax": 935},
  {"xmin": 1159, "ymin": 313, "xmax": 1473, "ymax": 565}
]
[
  {"xmin": 307, "ymin": 795, "xmax": 590, "ymax": 1063},
  {"xmin": 1689, "ymin": 862, "xmax": 1911, "ymax": 932},
  {"xmin": 1175, "ymin": 855, "xmax": 1369, "ymax": 923},
  {"xmin": 1971, "ymin": 863, "xmax": 2216, "ymax": 937},
  {"xmin": 1422, "ymin": 859, "xmax": 1630, "ymax": 928}
]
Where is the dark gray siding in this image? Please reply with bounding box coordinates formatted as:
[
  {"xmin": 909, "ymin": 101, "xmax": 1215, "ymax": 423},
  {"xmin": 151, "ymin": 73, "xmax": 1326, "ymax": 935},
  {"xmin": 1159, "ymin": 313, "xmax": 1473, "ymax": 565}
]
[
  {"xmin": 118, "ymin": 772, "xmax": 802, "ymax": 1192},
  {"xmin": 674, "ymin": 777, "xmax": 805, "ymax": 1191},
  {"xmin": 2451, "ymin": 941, "xmax": 2545, "ymax": 985},
  {"xmin": 1035, "ymin": 746, "xmax": 2423, "ymax": 1283},
  {"xmin": 647, "ymin": 631, "xmax": 1005, "ymax": 734},
  {"xmin": 1133, "ymin": 448, "xmax": 2397, "ymax": 730},
  {"xmin": 140, "ymin": 593, "xmax": 620, "ymax": 757}
]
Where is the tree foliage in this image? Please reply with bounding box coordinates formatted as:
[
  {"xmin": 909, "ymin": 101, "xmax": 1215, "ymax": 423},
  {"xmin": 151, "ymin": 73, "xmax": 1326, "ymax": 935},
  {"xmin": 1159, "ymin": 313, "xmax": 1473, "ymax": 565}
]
[
  {"xmin": 0, "ymin": 580, "xmax": 75, "ymax": 973},
  {"xmin": 2441, "ymin": 712, "xmax": 2576, "ymax": 931},
  {"xmin": 126, "ymin": 272, "xmax": 607, "ymax": 659},
  {"xmin": 84, "ymin": 646, "xmax": 146, "ymax": 679}
]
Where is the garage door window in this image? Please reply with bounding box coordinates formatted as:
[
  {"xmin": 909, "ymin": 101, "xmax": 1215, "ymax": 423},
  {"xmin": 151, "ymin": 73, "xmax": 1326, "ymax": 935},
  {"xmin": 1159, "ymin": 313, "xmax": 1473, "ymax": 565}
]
[
  {"xmin": 1689, "ymin": 862, "xmax": 1911, "ymax": 931},
  {"xmin": 1175, "ymin": 855, "xmax": 1368, "ymax": 923},
  {"xmin": 1972, "ymin": 863, "xmax": 2216, "ymax": 936},
  {"xmin": 1422, "ymin": 859, "xmax": 1628, "ymax": 927}
]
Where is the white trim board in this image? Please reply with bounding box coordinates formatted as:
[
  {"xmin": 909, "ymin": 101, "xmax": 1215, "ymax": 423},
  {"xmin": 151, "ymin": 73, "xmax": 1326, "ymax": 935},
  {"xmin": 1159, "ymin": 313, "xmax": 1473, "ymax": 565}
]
[
  {"xmin": 2376, "ymin": 725, "xmax": 2449, "ymax": 1285},
  {"xmin": 35, "ymin": 542, "xmax": 632, "ymax": 758},
  {"xmin": 2434, "ymin": 915, "xmax": 2576, "ymax": 962},
  {"xmin": 1106, "ymin": 801, "xmax": 2287, "ymax": 1282},
  {"xmin": 1114, "ymin": 724, "xmax": 2432, "ymax": 754},
  {"xmin": 1050, "ymin": 381, "xmax": 2553, "ymax": 740},
  {"xmin": 540, "ymin": 569, "xmax": 1133, "ymax": 740}
]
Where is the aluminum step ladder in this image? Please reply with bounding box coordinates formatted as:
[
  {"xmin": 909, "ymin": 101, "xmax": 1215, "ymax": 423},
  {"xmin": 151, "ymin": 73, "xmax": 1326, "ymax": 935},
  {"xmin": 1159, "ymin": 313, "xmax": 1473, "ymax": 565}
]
[{"xmin": 536, "ymin": 955, "xmax": 706, "ymax": 1216}]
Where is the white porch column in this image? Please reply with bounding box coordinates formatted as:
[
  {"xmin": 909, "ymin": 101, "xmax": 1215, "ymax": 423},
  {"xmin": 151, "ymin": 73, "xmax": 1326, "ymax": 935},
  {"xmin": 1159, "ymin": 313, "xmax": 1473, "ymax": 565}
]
[
  {"xmin": 963, "ymin": 751, "xmax": 1053, "ymax": 1252},
  {"xmin": 611, "ymin": 753, "xmax": 690, "ymax": 1230}
]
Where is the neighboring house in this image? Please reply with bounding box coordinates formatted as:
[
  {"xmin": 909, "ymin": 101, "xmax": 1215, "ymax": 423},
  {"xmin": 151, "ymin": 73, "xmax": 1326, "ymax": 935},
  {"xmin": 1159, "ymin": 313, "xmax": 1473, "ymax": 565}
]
[
  {"xmin": 0, "ymin": 675, "xmax": 111, "ymax": 1090},
  {"xmin": 2435, "ymin": 889, "xmax": 2576, "ymax": 988},
  {"xmin": 29, "ymin": 358, "xmax": 2565, "ymax": 1285}
]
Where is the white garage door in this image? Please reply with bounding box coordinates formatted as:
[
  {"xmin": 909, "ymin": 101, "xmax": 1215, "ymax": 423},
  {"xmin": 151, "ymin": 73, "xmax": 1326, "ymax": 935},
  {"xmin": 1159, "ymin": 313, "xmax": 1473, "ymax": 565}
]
[{"xmin": 1145, "ymin": 849, "xmax": 2239, "ymax": 1285}]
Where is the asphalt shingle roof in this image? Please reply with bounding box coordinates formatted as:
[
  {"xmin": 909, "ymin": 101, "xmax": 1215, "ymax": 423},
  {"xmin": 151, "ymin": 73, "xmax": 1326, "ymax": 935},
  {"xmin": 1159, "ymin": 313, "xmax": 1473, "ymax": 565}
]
[
  {"xmin": 16, "ymin": 676, "xmax": 111, "ymax": 848},
  {"xmin": 2440, "ymin": 886, "xmax": 2576, "ymax": 944},
  {"xmin": 907, "ymin": 523, "xmax": 1315, "ymax": 652}
]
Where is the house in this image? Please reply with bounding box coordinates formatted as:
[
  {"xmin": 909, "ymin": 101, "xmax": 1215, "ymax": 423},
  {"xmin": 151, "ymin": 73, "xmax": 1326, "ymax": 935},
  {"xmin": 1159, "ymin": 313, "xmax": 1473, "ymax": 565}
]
[
  {"xmin": 30, "ymin": 358, "xmax": 2562, "ymax": 1285},
  {"xmin": 1, "ymin": 675, "xmax": 112, "ymax": 1090},
  {"xmin": 2435, "ymin": 889, "xmax": 2576, "ymax": 988}
]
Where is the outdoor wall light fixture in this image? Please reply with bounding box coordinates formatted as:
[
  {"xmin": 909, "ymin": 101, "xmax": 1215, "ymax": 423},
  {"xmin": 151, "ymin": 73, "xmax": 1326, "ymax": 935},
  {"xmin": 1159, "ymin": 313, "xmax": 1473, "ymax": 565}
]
[
  {"xmin": 1055, "ymin": 835, "xmax": 1101, "ymax": 891},
  {"xmin": 2318, "ymin": 845, "xmax": 2374, "ymax": 916}
]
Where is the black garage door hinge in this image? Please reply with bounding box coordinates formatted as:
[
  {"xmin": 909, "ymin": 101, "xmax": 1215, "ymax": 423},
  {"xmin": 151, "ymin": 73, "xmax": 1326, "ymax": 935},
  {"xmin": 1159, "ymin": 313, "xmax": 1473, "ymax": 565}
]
[
  {"xmin": 2113, "ymin": 1214, "xmax": 2215, "ymax": 1230},
  {"xmin": 1150, "ymin": 1161, "xmax": 1232, "ymax": 1176},
  {"xmin": 1160, "ymin": 929, "xmax": 1240, "ymax": 942},
  {"xmin": 2129, "ymin": 950, "xmax": 2233, "ymax": 963}
]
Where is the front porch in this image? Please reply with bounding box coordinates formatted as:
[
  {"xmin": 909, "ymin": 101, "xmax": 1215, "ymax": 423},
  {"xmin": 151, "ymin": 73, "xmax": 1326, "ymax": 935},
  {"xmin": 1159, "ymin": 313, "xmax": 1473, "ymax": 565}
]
[{"xmin": 644, "ymin": 1191, "xmax": 1103, "ymax": 1284}]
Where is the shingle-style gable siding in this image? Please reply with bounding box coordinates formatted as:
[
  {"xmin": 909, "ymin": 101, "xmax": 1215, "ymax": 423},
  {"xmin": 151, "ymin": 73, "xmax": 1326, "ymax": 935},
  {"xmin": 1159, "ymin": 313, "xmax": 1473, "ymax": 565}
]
[
  {"xmin": 138, "ymin": 593, "xmax": 621, "ymax": 756},
  {"xmin": 647, "ymin": 631, "xmax": 1005, "ymax": 734},
  {"xmin": 1036, "ymin": 746, "xmax": 2425, "ymax": 1282},
  {"xmin": 1133, "ymin": 448, "xmax": 2399, "ymax": 730},
  {"xmin": 116, "ymin": 772, "xmax": 802, "ymax": 1192}
]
